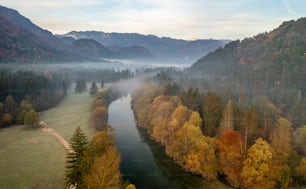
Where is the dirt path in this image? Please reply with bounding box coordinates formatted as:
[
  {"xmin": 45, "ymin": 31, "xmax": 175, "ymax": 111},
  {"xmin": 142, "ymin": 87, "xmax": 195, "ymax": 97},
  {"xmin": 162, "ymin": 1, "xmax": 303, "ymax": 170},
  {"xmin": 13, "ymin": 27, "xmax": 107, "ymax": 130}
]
[{"xmin": 39, "ymin": 121, "xmax": 73, "ymax": 153}]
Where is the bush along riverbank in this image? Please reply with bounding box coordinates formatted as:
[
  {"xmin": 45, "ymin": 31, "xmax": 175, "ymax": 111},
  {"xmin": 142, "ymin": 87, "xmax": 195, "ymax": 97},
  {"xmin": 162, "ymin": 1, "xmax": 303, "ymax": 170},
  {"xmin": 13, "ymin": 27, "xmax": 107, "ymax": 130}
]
[{"xmin": 64, "ymin": 88, "xmax": 135, "ymax": 189}]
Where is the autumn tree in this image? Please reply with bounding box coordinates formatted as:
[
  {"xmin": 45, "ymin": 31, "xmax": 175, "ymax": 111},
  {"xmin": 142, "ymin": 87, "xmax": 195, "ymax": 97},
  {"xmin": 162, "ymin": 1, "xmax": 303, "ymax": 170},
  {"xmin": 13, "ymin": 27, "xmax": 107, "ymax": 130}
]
[
  {"xmin": 169, "ymin": 120, "xmax": 219, "ymax": 180},
  {"xmin": 270, "ymin": 118, "xmax": 292, "ymax": 159},
  {"xmin": 184, "ymin": 135, "xmax": 220, "ymax": 180},
  {"xmin": 218, "ymin": 129, "xmax": 243, "ymax": 187},
  {"xmin": 241, "ymin": 107, "xmax": 259, "ymax": 155},
  {"xmin": 4, "ymin": 95, "xmax": 17, "ymax": 119},
  {"xmin": 151, "ymin": 96, "xmax": 180, "ymax": 145},
  {"xmin": 1, "ymin": 113, "xmax": 13, "ymax": 126},
  {"xmin": 241, "ymin": 138, "xmax": 276, "ymax": 189},
  {"xmin": 0, "ymin": 102, "xmax": 3, "ymax": 114},
  {"xmin": 65, "ymin": 127, "xmax": 89, "ymax": 189},
  {"xmin": 17, "ymin": 99, "xmax": 33, "ymax": 124},
  {"xmin": 169, "ymin": 122, "xmax": 202, "ymax": 163},
  {"xmin": 85, "ymin": 147, "xmax": 121, "ymax": 189},
  {"xmin": 165, "ymin": 105, "xmax": 191, "ymax": 147},
  {"xmin": 203, "ymin": 92, "xmax": 223, "ymax": 136},
  {"xmin": 269, "ymin": 118, "xmax": 293, "ymax": 188},
  {"xmin": 295, "ymin": 157, "xmax": 306, "ymax": 182},
  {"xmin": 125, "ymin": 183, "xmax": 136, "ymax": 189},
  {"xmin": 218, "ymin": 100, "xmax": 234, "ymax": 136},
  {"xmin": 24, "ymin": 109, "xmax": 39, "ymax": 127},
  {"xmin": 93, "ymin": 106, "xmax": 108, "ymax": 130}
]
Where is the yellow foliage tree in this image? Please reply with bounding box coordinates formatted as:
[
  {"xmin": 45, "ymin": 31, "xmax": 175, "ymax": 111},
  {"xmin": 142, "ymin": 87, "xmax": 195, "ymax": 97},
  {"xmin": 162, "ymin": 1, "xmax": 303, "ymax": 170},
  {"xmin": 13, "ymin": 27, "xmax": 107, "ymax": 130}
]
[
  {"xmin": 169, "ymin": 122, "xmax": 219, "ymax": 180},
  {"xmin": 295, "ymin": 157, "xmax": 306, "ymax": 181},
  {"xmin": 270, "ymin": 117, "xmax": 293, "ymax": 188},
  {"xmin": 188, "ymin": 111, "xmax": 202, "ymax": 128},
  {"xmin": 151, "ymin": 96, "xmax": 180, "ymax": 145},
  {"xmin": 166, "ymin": 105, "xmax": 191, "ymax": 147},
  {"xmin": 85, "ymin": 147, "xmax": 121, "ymax": 189},
  {"xmin": 185, "ymin": 136, "xmax": 220, "ymax": 180},
  {"xmin": 241, "ymin": 138, "xmax": 276, "ymax": 189}
]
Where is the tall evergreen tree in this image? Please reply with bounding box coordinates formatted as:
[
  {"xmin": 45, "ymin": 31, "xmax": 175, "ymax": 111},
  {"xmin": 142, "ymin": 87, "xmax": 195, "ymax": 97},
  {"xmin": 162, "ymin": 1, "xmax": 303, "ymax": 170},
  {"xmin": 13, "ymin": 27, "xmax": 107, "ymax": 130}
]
[
  {"xmin": 65, "ymin": 127, "xmax": 88, "ymax": 189},
  {"xmin": 203, "ymin": 92, "xmax": 223, "ymax": 136},
  {"xmin": 89, "ymin": 81, "xmax": 98, "ymax": 96}
]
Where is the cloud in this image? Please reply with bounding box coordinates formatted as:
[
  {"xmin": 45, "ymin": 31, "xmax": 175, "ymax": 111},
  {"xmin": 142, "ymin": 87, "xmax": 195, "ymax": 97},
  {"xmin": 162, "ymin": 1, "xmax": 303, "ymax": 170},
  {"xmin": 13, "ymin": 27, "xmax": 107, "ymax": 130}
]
[
  {"xmin": 0, "ymin": 0, "xmax": 305, "ymax": 39},
  {"xmin": 282, "ymin": 0, "xmax": 296, "ymax": 15}
]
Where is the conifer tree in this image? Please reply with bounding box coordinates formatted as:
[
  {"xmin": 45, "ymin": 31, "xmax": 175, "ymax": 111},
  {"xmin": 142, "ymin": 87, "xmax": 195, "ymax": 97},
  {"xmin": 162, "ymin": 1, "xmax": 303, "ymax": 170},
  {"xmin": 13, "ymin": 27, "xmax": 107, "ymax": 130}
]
[
  {"xmin": 89, "ymin": 81, "xmax": 98, "ymax": 96},
  {"xmin": 65, "ymin": 127, "xmax": 88, "ymax": 189}
]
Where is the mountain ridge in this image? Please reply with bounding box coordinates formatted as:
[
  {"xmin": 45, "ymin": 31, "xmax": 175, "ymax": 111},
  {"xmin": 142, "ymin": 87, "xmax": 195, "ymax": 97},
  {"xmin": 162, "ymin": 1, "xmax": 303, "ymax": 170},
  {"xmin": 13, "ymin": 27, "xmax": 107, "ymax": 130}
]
[
  {"xmin": 0, "ymin": 5, "xmax": 78, "ymax": 62},
  {"xmin": 61, "ymin": 30, "xmax": 227, "ymax": 63},
  {"xmin": 191, "ymin": 17, "xmax": 306, "ymax": 73}
]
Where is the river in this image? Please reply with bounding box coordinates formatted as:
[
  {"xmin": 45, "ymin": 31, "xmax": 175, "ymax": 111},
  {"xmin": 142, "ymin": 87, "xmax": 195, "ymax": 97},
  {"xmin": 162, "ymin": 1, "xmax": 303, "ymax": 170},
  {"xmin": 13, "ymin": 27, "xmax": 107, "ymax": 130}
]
[{"xmin": 108, "ymin": 95, "xmax": 232, "ymax": 189}]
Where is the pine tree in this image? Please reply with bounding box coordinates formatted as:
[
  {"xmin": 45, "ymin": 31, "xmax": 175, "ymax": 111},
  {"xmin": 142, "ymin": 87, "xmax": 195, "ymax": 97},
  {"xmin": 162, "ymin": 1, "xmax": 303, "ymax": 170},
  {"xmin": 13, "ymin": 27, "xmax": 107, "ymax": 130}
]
[
  {"xmin": 203, "ymin": 92, "xmax": 223, "ymax": 136},
  {"xmin": 65, "ymin": 127, "xmax": 88, "ymax": 189},
  {"xmin": 75, "ymin": 78, "xmax": 82, "ymax": 93},
  {"xmin": 89, "ymin": 81, "xmax": 98, "ymax": 96}
]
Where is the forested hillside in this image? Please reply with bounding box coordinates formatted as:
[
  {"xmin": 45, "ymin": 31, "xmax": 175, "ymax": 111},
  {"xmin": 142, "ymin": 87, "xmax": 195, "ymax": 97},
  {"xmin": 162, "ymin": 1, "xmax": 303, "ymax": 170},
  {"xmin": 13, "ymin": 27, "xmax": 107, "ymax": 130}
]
[{"xmin": 188, "ymin": 17, "xmax": 306, "ymax": 127}]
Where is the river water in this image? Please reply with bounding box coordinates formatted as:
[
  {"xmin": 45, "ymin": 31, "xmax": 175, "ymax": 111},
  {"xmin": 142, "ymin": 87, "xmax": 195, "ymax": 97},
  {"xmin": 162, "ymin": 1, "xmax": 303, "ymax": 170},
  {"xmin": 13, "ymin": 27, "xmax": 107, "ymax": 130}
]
[{"xmin": 108, "ymin": 95, "xmax": 231, "ymax": 189}]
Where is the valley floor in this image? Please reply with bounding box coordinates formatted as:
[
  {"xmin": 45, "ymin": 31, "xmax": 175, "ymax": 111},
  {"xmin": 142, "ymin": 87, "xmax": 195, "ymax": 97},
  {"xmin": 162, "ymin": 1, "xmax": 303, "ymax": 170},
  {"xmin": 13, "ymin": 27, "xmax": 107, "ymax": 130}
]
[{"xmin": 0, "ymin": 85, "xmax": 101, "ymax": 189}]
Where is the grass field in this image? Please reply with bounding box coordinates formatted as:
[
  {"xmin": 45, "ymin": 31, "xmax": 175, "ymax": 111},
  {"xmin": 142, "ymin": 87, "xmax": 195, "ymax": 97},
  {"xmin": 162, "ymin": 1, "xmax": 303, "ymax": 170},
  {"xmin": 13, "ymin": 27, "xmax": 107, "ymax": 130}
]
[{"xmin": 0, "ymin": 84, "xmax": 98, "ymax": 189}]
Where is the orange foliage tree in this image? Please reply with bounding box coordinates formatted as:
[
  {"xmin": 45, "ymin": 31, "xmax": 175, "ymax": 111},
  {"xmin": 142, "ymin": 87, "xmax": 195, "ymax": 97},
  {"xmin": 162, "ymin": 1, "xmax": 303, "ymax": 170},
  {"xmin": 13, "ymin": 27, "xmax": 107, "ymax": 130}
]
[{"xmin": 218, "ymin": 129, "xmax": 243, "ymax": 188}]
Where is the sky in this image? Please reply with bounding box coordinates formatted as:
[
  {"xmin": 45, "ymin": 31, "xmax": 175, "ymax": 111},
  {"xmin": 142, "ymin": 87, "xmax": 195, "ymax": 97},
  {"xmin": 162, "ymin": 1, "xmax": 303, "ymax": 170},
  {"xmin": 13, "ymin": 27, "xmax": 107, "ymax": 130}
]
[{"xmin": 0, "ymin": 0, "xmax": 305, "ymax": 40}]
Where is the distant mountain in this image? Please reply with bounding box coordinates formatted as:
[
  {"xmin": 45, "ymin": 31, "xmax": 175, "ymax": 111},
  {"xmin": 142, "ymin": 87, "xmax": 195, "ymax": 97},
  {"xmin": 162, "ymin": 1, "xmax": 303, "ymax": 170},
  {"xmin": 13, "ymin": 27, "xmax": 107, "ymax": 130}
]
[
  {"xmin": 61, "ymin": 31, "xmax": 227, "ymax": 62},
  {"xmin": 0, "ymin": 5, "xmax": 226, "ymax": 63},
  {"xmin": 107, "ymin": 45, "xmax": 152, "ymax": 59},
  {"xmin": 0, "ymin": 6, "xmax": 77, "ymax": 62},
  {"xmin": 69, "ymin": 39, "xmax": 112, "ymax": 58}
]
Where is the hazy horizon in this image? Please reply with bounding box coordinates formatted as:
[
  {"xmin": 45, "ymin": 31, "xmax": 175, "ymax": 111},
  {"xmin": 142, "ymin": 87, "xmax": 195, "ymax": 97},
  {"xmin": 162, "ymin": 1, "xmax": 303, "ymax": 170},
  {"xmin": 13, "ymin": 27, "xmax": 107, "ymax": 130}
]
[{"xmin": 0, "ymin": 0, "xmax": 305, "ymax": 40}]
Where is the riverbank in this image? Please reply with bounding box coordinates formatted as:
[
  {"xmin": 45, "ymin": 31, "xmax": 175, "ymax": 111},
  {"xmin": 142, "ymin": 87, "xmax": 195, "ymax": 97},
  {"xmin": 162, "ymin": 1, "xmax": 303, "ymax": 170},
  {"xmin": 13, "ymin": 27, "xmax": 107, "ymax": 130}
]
[{"xmin": 108, "ymin": 94, "xmax": 232, "ymax": 189}]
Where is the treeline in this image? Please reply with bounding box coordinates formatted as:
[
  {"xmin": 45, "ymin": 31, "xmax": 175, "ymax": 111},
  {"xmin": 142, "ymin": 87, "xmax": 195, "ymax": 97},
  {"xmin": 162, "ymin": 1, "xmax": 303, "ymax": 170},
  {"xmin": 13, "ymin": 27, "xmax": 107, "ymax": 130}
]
[
  {"xmin": 65, "ymin": 88, "xmax": 135, "ymax": 189},
  {"xmin": 0, "ymin": 70, "xmax": 69, "ymax": 127},
  {"xmin": 0, "ymin": 66, "xmax": 136, "ymax": 128},
  {"xmin": 131, "ymin": 80, "xmax": 306, "ymax": 189},
  {"xmin": 2, "ymin": 64, "xmax": 134, "ymax": 83}
]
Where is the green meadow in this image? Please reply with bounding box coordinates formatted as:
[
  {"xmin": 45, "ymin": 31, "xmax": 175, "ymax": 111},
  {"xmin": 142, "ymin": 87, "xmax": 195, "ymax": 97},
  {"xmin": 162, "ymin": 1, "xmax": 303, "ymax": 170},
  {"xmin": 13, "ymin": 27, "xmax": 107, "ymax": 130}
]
[{"xmin": 0, "ymin": 86, "xmax": 96, "ymax": 189}]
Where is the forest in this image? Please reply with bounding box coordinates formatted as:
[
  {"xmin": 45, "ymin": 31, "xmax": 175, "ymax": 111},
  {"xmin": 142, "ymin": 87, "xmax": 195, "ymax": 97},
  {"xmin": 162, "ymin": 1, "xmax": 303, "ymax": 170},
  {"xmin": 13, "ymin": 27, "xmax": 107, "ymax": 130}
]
[
  {"xmin": 131, "ymin": 73, "xmax": 306, "ymax": 189},
  {"xmin": 0, "ymin": 67, "xmax": 134, "ymax": 128}
]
